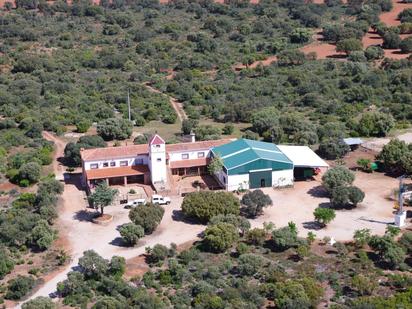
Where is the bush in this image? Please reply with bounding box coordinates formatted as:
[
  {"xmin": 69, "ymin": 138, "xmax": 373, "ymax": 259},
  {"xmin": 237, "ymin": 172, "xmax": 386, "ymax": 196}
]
[
  {"xmin": 0, "ymin": 248, "xmax": 14, "ymax": 279},
  {"xmin": 209, "ymin": 214, "xmax": 250, "ymax": 235},
  {"xmin": 330, "ymin": 186, "xmax": 364, "ymax": 208},
  {"xmin": 92, "ymin": 296, "xmax": 125, "ymax": 309},
  {"xmin": 336, "ymin": 38, "xmax": 363, "ymax": 55},
  {"xmin": 119, "ymin": 223, "xmax": 144, "ymax": 246},
  {"xmin": 241, "ymin": 189, "xmax": 272, "ymax": 218},
  {"xmin": 246, "ymin": 228, "xmax": 267, "ymax": 246},
  {"xmin": 368, "ymin": 235, "xmax": 406, "ymax": 269},
  {"xmin": 365, "ymin": 46, "xmax": 384, "ymax": 60},
  {"xmin": 146, "ymin": 244, "xmax": 169, "ymax": 264},
  {"xmin": 203, "ymin": 223, "xmax": 239, "ymax": 253},
  {"xmin": 271, "ymin": 226, "xmax": 300, "ymax": 251},
  {"xmin": 18, "ymin": 162, "xmax": 42, "ymax": 184},
  {"xmin": 313, "ymin": 207, "xmax": 335, "ymax": 227},
  {"xmin": 377, "ymin": 139, "xmax": 411, "ymax": 174},
  {"xmin": 22, "ymin": 296, "xmax": 56, "ymax": 309},
  {"xmin": 182, "ymin": 191, "xmax": 240, "ymax": 223},
  {"xmin": 399, "ymin": 231, "xmax": 412, "ymax": 254},
  {"xmin": 5, "ymin": 275, "xmax": 35, "ymax": 300},
  {"xmin": 29, "ymin": 219, "xmax": 56, "ymax": 250},
  {"xmin": 75, "ymin": 120, "xmax": 91, "ymax": 133},
  {"xmin": 78, "ymin": 250, "xmax": 109, "ymax": 279},
  {"xmin": 399, "ymin": 37, "xmax": 412, "ymax": 53},
  {"xmin": 382, "ymin": 31, "xmax": 401, "ymax": 49},
  {"xmin": 322, "ymin": 166, "xmax": 355, "ymax": 194},
  {"xmin": 129, "ymin": 203, "xmax": 164, "ymax": 234}
]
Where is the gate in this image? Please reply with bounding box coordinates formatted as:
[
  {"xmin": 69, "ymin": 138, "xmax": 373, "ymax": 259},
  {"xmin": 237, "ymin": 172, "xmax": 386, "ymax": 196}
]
[{"xmin": 249, "ymin": 170, "xmax": 272, "ymax": 189}]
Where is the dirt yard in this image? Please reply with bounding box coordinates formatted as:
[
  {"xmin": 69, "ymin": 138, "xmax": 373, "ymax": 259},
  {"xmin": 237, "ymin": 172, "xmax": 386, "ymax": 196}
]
[{"xmin": 253, "ymin": 171, "xmax": 399, "ymax": 241}]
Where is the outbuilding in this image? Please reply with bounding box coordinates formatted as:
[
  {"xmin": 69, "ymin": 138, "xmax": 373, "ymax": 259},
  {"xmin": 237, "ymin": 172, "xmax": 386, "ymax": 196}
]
[
  {"xmin": 277, "ymin": 145, "xmax": 329, "ymax": 179},
  {"xmin": 211, "ymin": 139, "xmax": 294, "ymax": 191}
]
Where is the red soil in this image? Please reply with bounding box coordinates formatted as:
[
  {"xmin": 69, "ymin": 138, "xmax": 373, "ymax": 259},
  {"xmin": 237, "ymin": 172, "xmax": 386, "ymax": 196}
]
[
  {"xmin": 300, "ymin": 31, "xmax": 345, "ymax": 60},
  {"xmin": 380, "ymin": 1, "xmax": 411, "ymax": 27}
]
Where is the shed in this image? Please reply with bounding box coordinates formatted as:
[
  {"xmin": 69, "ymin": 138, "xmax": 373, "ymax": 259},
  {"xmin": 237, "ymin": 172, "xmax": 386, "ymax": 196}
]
[
  {"xmin": 277, "ymin": 145, "xmax": 329, "ymax": 179},
  {"xmin": 343, "ymin": 137, "xmax": 363, "ymax": 150},
  {"xmin": 212, "ymin": 139, "xmax": 294, "ymax": 191}
]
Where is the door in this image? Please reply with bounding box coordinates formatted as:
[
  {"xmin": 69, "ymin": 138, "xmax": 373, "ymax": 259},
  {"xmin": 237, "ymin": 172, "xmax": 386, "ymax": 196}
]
[{"xmin": 249, "ymin": 170, "xmax": 272, "ymax": 189}]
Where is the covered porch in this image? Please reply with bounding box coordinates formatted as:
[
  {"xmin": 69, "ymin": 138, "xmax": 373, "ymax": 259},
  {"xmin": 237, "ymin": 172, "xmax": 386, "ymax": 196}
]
[
  {"xmin": 170, "ymin": 158, "xmax": 210, "ymax": 177},
  {"xmin": 86, "ymin": 165, "xmax": 151, "ymax": 189}
]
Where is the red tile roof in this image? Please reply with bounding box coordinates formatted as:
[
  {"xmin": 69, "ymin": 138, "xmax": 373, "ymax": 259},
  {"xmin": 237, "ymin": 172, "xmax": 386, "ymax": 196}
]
[
  {"xmin": 169, "ymin": 158, "xmax": 210, "ymax": 169},
  {"xmin": 81, "ymin": 139, "xmax": 233, "ymax": 162},
  {"xmin": 81, "ymin": 144, "xmax": 148, "ymax": 161},
  {"xmin": 85, "ymin": 165, "xmax": 149, "ymax": 180},
  {"xmin": 149, "ymin": 134, "xmax": 165, "ymax": 145}
]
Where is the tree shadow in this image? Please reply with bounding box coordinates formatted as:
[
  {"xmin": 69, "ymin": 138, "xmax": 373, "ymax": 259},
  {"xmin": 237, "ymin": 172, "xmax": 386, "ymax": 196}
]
[
  {"xmin": 302, "ymin": 221, "xmax": 323, "ymax": 231},
  {"xmin": 318, "ymin": 202, "xmax": 333, "ymax": 209},
  {"xmin": 172, "ymin": 209, "xmax": 203, "ymax": 225},
  {"xmin": 307, "ymin": 186, "xmax": 329, "ymax": 198},
  {"xmin": 109, "ymin": 237, "xmax": 127, "ymax": 247},
  {"xmin": 73, "ymin": 210, "xmax": 98, "ymax": 222}
]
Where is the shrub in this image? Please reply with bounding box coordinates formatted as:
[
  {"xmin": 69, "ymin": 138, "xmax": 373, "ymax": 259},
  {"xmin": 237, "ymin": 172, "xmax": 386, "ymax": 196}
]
[
  {"xmin": 271, "ymin": 226, "xmax": 300, "ymax": 251},
  {"xmin": 246, "ymin": 228, "xmax": 267, "ymax": 246},
  {"xmin": 313, "ymin": 207, "xmax": 335, "ymax": 227},
  {"xmin": 353, "ymin": 229, "xmax": 371, "ymax": 248},
  {"xmin": 351, "ymin": 274, "xmax": 378, "ymax": 296},
  {"xmin": 336, "ymin": 38, "xmax": 363, "ymax": 55},
  {"xmin": 181, "ymin": 191, "xmax": 240, "ymax": 223},
  {"xmin": 241, "ymin": 189, "xmax": 272, "ymax": 218},
  {"xmin": 5, "ymin": 275, "xmax": 35, "ymax": 300},
  {"xmin": 75, "ymin": 120, "xmax": 91, "ymax": 133},
  {"xmin": 222, "ymin": 123, "xmax": 234, "ymax": 135},
  {"xmin": 399, "ymin": 231, "xmax": 412, "ymax": 254},
  {"xmin": 382, "ymin": 31, "xmax": 401, "ymax": 49},
  {"xmin": 377, "ymin": 139, "xmax": 411, "ymax": 174},
  {"xmin": 92, "ymin": 296, "xmax": 125, "ymax": 309},
  {"xmin": 145, "ymin": 244, "xmax": 169, "ymax": 265},
  {"xmin": 0, "ymin": 248, "xmax": 14, "ymax": 279},
  {"xmin": 29, "ymin": 219, "xmax": 56, "ymax": 250},
  {"xmin": 203, "ymin": 223, "xmax": 239, "ymax": 253},
  {"xmin": 330, "ymin": 186, "xmax": 364, "ymax": 208},
  {"xmin": 368, "ymin": 235, "xmax": 406, "ymax": 269},
  {"xmin": 399, "ymin": 37, "xmax": 412, "ymax": 53},
  {"xmin": 365, "ymin": 46, "xmax": 384, "ymax": 60},
  {"xmin": 119, "ymin": 223, "xmax": 144, "ymax": 246},
  {"xmin": 22, "ymin": 296, "xmax": 56, "ymax": 309},
  {"xmin": 129, "ymin": 203, "xmax": 164, "ymax": 234},
  {"xmin": 322, "ymin": 166, "xmax": 355, "ymax": 194},
  {"xmin": 209, "ymin": 214, "xmax": 250, "ymax": 235},
  {"xmin": 238, "ymin": 254, "xmax": 265, "ymax": 276}
]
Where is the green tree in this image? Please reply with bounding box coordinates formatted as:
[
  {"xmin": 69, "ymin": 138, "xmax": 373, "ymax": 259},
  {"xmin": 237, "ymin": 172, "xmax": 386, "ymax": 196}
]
[
  {"xmin": 241, "ymin": 189, "xmax": 273, "ymax": 218},
  {"xmin": 313, "ymin": 207, "xmax": 336, "ymax": 227},
  {"xmin": 336, "ymin": 38, "xmax": 363, "ymax": 55},
  {"xmin": 203, "ymin": 223, "xmax": 239, "ymax": 253},
  {"xmin": 118, "ymin": 223, "xmax": 144, "ymax": 246},
  {"xmin": 222, "ymin": 123, "xmax": 234, "ymax": 135},
  {"xmin": 129, "ymin": 203, "xmax": 164, "ymax": 234},
  {"xmin": 368, "ymin": 235, "xmax": 406, "ymax": 269},
  {"xmin": 181, "ymin": 191, "xmax": 240, "ymax": 223},
  {"xmin": 322, "ymin": 166, "xmax": 355, "ymax": 194},
  {"xmin": 382, "ymin": 31, "xmax": 401, "ymax": 48},
  {"xmin": 29, "ymin": 219, "xmax": 56, "ymax": 250},
  {"xmin": 75, "ymin": 120, "xmax": 91, "ymax": 133},
  {"xmin": 88, "ymin": 182, "xmax": 118, "ymax": 215},
  {"xmin": 207, "ymin": 155, "xmax": 223, "ymax": 175},
  {"xmin": 18, "ymin": 162, "xmax": 41, "ymax": 184},
  {"xmin": 0, "ymin": 248, "xmax": 14, "ymax": 279},
  {"xmin": 246, "ymin": 228, "xmax": 267, "ymax": 246},
  {"xmin": 146, "ymin": 244, "xmax": 169, "ymax": 265},
  {"xmin": 318, "ymin": 138, "xmax": 350, "ymax": 160},
  {"xmin": 357, "ymin": 112, "xmax": 395, "ymax": 137},
  {"xmin": 64, "ymin": 135, "xmax": 106, "ymax": 167},
  {"xmin": 353, "ymin": 228, "xmax": 371, "ymax": 248},
  {"xmin": 351, "ymin": 274, "xmax": 378, "ymax": 296},
  {"xmin": 78, "ymin": 250, "xmax": 109, "ymax": 279},
  {"xmin": 209, "ymin": 214, "xmax": 250, "ymax": 235},
  {"xmin": 97, "ymin": 118, "xmax": 133, "ymax": 141},
  {"xmin": 92, "ymin": 296, "xmax": 125, "ymax": 309},
  {"xmin": 377, "ymin": 139, "xmax": 410, "ymax": 174}
]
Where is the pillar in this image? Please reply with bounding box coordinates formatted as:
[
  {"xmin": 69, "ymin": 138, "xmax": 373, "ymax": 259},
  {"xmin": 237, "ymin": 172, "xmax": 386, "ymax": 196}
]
[
  {"xmin": 124, "ymin": 176, "xmax": 127, "ymax": 186},
  {"xmin": 105, "ymin": 178, "xmax": 109, "ymax": 185}
]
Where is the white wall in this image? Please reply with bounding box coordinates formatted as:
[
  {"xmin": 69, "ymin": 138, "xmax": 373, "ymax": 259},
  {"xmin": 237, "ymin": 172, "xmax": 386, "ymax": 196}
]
[
  {"xmin": 227, "ymin": 174, "xmax": 250, "ymax": 191},
  {"xmin": 272, "ymin": 169, "xmax": 294, "ymax": 187},
  {"xmin": 168, "ymin": 148, "xmax": 211, "ymax": 162},
  {"xmin": 84, "ymin": 155, "xmax": 149, "ymax": 170}
]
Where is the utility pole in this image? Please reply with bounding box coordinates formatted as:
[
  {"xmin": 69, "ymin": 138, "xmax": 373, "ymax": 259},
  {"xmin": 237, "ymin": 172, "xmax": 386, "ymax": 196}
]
[{"xmin": 127, "ymin": 89, "xmax": 131, "ymax": 121}]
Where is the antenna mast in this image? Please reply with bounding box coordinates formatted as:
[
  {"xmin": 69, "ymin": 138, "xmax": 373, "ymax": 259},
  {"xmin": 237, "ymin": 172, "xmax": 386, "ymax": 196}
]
[{"xmin": 127, "ymin": 89, "xmax": 131, "ymax": 121}]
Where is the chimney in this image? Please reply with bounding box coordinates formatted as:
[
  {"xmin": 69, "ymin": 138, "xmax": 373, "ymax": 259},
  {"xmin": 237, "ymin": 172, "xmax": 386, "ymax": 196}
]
[{"xmin": 190, "ymin": 130, "xmax": 196, "ymax": 143}]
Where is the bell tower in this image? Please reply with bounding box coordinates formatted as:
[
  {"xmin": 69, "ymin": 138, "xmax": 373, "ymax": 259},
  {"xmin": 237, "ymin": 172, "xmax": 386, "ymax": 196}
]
[{"xmin": 148, "ymin": 134, "xmax": 167, "ymax": 184}]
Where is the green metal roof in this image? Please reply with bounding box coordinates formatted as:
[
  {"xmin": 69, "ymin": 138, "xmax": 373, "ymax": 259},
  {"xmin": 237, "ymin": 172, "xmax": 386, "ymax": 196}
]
[{"xmin": 212, "ymin": 139, "xmax": 293, "ymax": 172}]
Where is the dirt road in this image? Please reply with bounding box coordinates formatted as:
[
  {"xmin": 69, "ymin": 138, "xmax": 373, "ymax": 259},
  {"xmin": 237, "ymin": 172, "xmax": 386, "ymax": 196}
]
[{"xmin": 144, "ymin": 83, "xmax": 187, "ymax": 122}]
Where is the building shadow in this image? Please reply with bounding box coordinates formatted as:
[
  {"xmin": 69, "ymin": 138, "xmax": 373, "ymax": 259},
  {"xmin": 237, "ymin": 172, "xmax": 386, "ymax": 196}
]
[
  {"xmin": 358, "ymin": 217, "xmax": 393, "ymax": 225},
  {"xmin": 63, "ymin": 173, "xmax": 84, "ymax": 191}
]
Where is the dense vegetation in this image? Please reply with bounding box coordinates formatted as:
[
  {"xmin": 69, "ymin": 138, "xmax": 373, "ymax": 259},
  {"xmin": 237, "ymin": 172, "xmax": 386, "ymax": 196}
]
[{"xmin": 26, "ymin": 220, "xmax": 412, "ymax": 308}]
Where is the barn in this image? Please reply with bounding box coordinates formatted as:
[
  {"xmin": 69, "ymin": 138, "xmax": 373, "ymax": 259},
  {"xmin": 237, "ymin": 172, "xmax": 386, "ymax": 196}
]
[{"xmin": 211, "ymin": 139, "xmax": 294, "ymax": 191}]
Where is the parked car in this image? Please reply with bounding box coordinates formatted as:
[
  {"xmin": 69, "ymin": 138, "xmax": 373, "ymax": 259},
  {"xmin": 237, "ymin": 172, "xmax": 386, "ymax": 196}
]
[
  {"xmin": 151, "ymin": 194, "xmax": 171, "ymax": 205},
  {"xmin": 125, "ymin": 198, "xmax": 147, "ymax": 208}
]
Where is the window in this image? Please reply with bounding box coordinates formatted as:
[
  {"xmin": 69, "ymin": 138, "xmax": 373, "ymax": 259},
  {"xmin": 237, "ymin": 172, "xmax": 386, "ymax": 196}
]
[
  {"xmin": 155, "ymin": 144, "xmax": 160, "ymax": 148},
  {"xmin": 197, "ymin": 152, "xmax": 205, "ymax": 158},
  {"xmin": 110, "ymin": 162, "xmax": 116, "ymax": 167},
  {"xmin": 182, "ymin": 153, "xmax": 189, "ymax": 160},
  {"xmin": 103, "ymin": 162, "xmax": 109, "ymax": 167},
  {"xmin": 90, "ymin": 164, "xmax": 98, "ymax": 169},
  {"xmin": 157, "ymin": 158, "xmax": 162, "ymax": 162},
  {"xmin": 222, "ymin": 176, "xmax": 226, "ymax": 184},
  {"xmin": 120, "ymin": 161, "xmax": 128, "ymax": 167}
]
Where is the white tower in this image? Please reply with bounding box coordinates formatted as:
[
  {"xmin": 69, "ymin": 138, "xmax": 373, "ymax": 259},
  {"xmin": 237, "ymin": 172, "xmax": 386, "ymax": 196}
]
[{"xmin": 148, "ymin": 134, "xmax": 167, "ymax": 184}]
